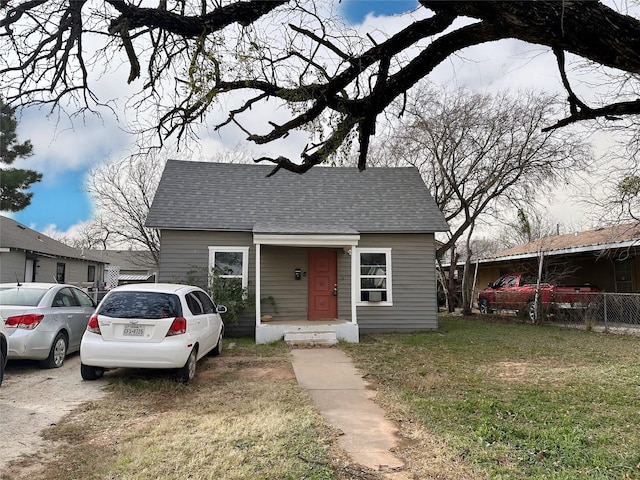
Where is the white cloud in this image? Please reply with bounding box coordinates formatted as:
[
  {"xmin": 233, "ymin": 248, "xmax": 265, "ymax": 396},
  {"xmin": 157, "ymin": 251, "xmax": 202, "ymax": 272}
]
[
  {"xmin": 9, "ymin": 1, "xmax": 638, "ymax": 240},
  {"xmin": 15, "ymin": 111, "xmax": 130, "ymax": 176}
]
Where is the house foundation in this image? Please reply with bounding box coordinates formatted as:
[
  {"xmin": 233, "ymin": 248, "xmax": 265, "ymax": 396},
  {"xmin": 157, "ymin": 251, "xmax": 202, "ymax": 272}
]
[{"xmin": 255, "ymin": 320, "xmax": 359, "ymax": 344}]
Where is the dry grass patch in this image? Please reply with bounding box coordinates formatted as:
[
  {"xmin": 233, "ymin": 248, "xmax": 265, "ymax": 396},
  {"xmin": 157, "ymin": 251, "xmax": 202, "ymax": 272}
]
[
  {"xmin": 2, "ymin": 342, "xmax": 339, "ymax": 480},
  {"xmin": 6, "ymin": 323, "xmax": 639, "ymax": 480}
]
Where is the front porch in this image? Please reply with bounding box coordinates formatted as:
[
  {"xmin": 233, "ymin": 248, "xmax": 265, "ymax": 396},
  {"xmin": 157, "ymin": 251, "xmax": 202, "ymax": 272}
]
[
  {"xmin": 255, "ymin": 319, "xmax": 359, "ymax": 345},
  {"xmin": 253, "ymin": 227, "xmax": 361, "ymax": 344}
]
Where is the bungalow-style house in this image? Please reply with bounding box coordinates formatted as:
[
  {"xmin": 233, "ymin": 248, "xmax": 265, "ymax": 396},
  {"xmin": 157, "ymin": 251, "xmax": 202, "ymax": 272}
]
[
  {"xmin": 0, "ymin": 215, "xmax": 105, "ymax": 287},
  {"xmin": 471, "ymin": 222, "xmax": 640, "ymax": 303},
  {"xmin": 146, "ymin": 160, "xmax": 449, "ymax": 343}
]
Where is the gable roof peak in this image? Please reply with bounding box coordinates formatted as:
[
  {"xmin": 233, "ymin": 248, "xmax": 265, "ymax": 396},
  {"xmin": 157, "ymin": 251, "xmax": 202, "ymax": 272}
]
[{"xmin": 147, "ymin": 160, "xmax": 449, "ymax": 234}]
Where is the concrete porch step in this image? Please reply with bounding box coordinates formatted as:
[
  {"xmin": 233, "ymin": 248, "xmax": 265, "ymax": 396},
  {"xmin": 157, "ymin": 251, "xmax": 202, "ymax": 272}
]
[{"xmin": 284, "ymin": 330, "xmax": 338, "ymax": 346}]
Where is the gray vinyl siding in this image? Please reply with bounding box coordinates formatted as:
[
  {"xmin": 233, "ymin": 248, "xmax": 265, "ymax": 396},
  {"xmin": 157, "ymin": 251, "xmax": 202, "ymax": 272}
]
[
  {"xmin": 1, "ymin": 251, "xmax": 100, "ymax": 285},
  {"xmin": 157, "ymin": 229, "xmax": 255, "ymax": 336},
  {"xmin": 0, "ymin": 251, "xmax": 26, "ymax": 283},
  {"xmin": 259, "ymin": 246, "xmax": 352, "ymax": 321},
  {"xmin": 158, "ymin": 230, "xmax": 253, "ymax": 283},
  {"xmin": 31, "ymin": 257, "xmax": 96, "ymax": 286},
  {"xmin": 63, "ymin": 260, "xmax": 96, "ymax": 285},
  {"xmin": 34, "ymin": 257, "xmax": 63, "ymax": 283},
  {"xmin": 157, "ymin": 230, "xmax": 438, "ymax": 335},
  {"xmin": 337, "ymin": 249, "xmax": 352, "ymax": 320},
  {"xmin": 357, "ymin": 233, "xmax": 438, "ymax": 333},
  {"xmin": 260, "ymin": 246, "xmax": 307, "ymax": 320}
]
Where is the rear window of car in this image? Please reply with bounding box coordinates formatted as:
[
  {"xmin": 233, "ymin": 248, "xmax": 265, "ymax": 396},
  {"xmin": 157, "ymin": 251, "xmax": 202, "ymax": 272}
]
[
  {"xmin": 98, "ymin": 292, "xmax": 182, "ymax": 319},
  {"xmin": 0, "ymin": 287, "xmax": 47, "ymax": 306}
]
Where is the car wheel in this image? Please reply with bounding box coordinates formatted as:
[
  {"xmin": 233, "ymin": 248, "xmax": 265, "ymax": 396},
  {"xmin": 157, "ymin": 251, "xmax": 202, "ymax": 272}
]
[
  {"xmin": 40, "ymin": 332, "xmax": 67, "ymax": 369},
  {"xmin": 81, "ymin": 363, "xmax": 105, "ymax": 380},
  {"xmin": 479, "ymin": 298, "xmax": 491, "ymax": 314},
  {"xmin": 211, "ymin": 333, "xmax": 223, "ymax": 357},
  {"xmin": 175, "ymin": 348, "xmax": 197, "ymax": 383},
  {"xmin": 0, "ymin": 348, "xmax": 4, "ymax": 387}
]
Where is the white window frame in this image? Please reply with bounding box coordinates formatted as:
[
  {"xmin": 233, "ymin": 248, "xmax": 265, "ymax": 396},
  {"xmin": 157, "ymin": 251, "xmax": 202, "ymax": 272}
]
[
  {"xmin": 208, "ymin": 246, "xmax": 250, "ymax": 289},
  {"xmin": 356, "ymin": 247, "xmax": 392, "ymax": 306}
]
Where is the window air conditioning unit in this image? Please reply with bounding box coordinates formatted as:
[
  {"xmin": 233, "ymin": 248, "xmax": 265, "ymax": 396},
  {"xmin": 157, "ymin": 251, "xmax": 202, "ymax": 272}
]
[{"xmin": 368, "ymin": 291, "xmax": 382, "ymax": 302}]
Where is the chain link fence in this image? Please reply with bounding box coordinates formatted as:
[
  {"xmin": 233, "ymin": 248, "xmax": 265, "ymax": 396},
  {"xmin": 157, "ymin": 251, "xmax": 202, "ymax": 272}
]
[{"xmin": 536, "ymin": 292, "xmax": 640, "ymax": 333}]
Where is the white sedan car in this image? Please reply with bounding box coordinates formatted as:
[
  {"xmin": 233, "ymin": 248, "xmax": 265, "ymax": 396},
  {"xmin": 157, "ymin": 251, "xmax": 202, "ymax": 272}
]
[{"xmin": 80, "ymin": 283, "xmax": 225, "ymax": 383}]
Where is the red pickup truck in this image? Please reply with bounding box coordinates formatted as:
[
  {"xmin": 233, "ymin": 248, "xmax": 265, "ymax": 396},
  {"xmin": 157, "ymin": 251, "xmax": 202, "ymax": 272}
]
[{"xmin": 477, "ymin": 273, "xmax": 600, "ymax": 321}]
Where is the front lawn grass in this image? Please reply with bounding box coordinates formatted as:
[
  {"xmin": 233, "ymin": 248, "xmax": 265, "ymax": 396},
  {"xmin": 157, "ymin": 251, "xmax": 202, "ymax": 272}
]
[
  {"xmin": 5, "ymin": 321, "xmax": 639, "ymax": 480},
  {"xmin": 342, "ymin": 316, "xmax": 640, "ymax": 480},
  {"xmin": 3, "ymin": 338, "xmax": 340, "ymax": 480}
]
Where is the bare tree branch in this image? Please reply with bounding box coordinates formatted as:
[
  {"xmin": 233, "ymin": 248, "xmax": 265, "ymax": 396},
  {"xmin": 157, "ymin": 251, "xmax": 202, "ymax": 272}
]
[
  {"xmin": 365, "ymin": 85, "xmax": 594, "ymax": 257},
  {"xmin": 2, "ymin": 1, "xmax": 640, "ymax": 172}
]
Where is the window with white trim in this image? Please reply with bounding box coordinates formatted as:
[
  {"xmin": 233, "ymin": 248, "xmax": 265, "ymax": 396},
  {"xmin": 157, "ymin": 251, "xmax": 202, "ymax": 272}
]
[
  {"xmin": 357, "ymin": 248, "xmax": 392, "ymax": 304},
  {"xmin": 208, "ymin": 247, "xmax": 249, "ymax": 289}
]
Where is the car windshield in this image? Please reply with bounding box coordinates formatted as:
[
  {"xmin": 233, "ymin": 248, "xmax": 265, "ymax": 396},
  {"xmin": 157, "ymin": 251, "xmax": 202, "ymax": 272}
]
[
  {"xmin": 0, "ymin": 287, "xmax": 48, "ymax": 306},
  {"xmin": 98, "ymin": 291, "xmax": 182, "ymax": 319}
]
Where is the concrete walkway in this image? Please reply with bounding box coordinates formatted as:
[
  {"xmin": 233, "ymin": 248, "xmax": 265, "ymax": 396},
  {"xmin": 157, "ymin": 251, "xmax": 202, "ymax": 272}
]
[{"xmin": 290, "ymin": 348, "xmax": 410, "ymax": 479}]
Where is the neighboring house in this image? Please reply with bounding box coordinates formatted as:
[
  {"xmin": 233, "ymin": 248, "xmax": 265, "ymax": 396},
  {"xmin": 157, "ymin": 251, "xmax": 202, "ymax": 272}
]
[
  {"xmin": 146, "ymin": 160, "xmax": 450, "ymax": 343},
  {"xmin": 471, "ymin": 222, "xmax": 640, "ymax": 303},
  {"xmin": 91, "ymin": 249, "xmax": 157, "ymax": 287},
  {"xmin": 0, "ymin": 215, "xmax": 105, "ymax": 287}
]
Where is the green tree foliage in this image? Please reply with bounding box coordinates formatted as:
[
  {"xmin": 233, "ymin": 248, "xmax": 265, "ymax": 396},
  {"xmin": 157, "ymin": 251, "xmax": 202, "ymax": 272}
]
[
  {"xmin": 0, "ymin": 99, "xmax": 41, "ymax": 211},
  {"xmin": 517, "ymin": 208, "xmax": 532, "ymax": 243},
  {"xmin": 614, "ymin": 174, "xmax": 640, "ymax": 220},
  {"xmin": 182, "ymin": 266, "xmax": 253, "ymax": 325},
  {"xmin": 209, "ymin": 276, "xmax": 253, "ymax": 326},
  {"xmin": 617, "ymin": 175, "xmax": 640, "ymax": 199}
]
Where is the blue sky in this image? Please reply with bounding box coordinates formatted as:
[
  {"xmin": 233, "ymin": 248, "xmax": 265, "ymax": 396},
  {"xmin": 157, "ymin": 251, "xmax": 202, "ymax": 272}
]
[
  {"xmin": 340, "ymin": 0, "xmax": 418, "ymax": 22},
  {"xmin": 9, "ymin": 1, "xmax": 418, "ymax": 234},
  {"xmin": 15, "ymin": 169, "xmax": 93, "ymax": 228},
  {"xmin": 7, "ymin": 0, "xmax": 593, "ymax": 237}
]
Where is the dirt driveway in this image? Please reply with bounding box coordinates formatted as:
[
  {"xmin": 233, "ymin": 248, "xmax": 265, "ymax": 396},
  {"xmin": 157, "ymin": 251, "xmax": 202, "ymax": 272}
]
[{"xmin": 0, "ymin": 353, "xmax": 107, "ymax": 472}]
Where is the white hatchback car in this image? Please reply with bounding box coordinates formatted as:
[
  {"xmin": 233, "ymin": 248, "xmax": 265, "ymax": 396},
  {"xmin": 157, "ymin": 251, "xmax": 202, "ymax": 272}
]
[
  {"xmin": 80, "ymin": 283, "xmax": 225, "ymax": 383},
  {"xmin": 0, "ymin": 317, "xmax": 7, "ymax": 387}
]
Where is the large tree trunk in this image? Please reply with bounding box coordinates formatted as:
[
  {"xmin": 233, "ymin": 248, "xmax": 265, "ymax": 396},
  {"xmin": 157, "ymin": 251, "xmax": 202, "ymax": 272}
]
[
  {"xmin": 461, "ymin": 227, "xmax": 475, "ymax": 315},
  {"xmin": 447, "ymin": 248, "xmax": 460, "ymax": 313}
]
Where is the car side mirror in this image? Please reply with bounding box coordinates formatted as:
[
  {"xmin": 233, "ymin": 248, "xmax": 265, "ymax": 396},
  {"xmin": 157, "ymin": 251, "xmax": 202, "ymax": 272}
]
[{"xmin": 217, "ymin": 305, "xmax": 228, "ymax": 314}]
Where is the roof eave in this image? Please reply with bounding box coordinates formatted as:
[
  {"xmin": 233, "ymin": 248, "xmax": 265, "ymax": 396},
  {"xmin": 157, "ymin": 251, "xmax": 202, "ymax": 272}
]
[
  {"xmin": 479, "ymin": 239, "xmax": 640, "ymax": 264},
  {"xmin": 7, "ymin": 247, "xmax": 106, "ymax": 264}
]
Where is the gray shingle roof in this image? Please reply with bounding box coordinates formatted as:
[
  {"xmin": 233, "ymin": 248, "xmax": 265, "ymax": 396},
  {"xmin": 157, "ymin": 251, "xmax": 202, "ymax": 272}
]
[
  {"xmin": 89, "ymin": 249, "xmax": 156, "ymax": 270},
  {"xmin": 0, "ymin": 216, "xmax": 104, "ymax": 262},
  {"xmin": 146, "ymin": 161, "xmax": 449, "ymax": 234},
  {"xmin": 485, "ymin": 222, "xmax": 640, "ymax": 260}
]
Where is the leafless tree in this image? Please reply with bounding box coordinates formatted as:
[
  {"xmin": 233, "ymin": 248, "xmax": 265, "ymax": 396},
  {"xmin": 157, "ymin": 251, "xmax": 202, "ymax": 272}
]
[
  {"xmin": 491, "ymin": 209, "xmax": 578, "ymax": 252},
  {"xmin": 369, "ymin": 86, "xmax": 593, "ymax": 258},
  {"xmin": 364, "ymin": 85, "xmax": 592, "ymax": 312},
  {"xmin": 584, "ymin": 132, "xmax": 640, "ymax": 224},
  {"xmin": 82, "ymin": 148, "xmax": 253, "ymax": 264},
  {"xmin": 1, "ymin": 1, "xmax": 640, "ymax": 175},
  {"xmin": 85, "ymin": 153, "xmax": 165, "ymax": 267},
  {"xmin": 48, "ymin": 217, "xmax": 112, "ymax": 250}
]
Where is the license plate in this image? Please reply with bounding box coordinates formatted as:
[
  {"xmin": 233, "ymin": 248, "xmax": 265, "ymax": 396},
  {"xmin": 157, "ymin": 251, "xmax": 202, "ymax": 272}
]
[{"xmin": 123, "ymin": 325, "xmax": 144, "ymax": 336}]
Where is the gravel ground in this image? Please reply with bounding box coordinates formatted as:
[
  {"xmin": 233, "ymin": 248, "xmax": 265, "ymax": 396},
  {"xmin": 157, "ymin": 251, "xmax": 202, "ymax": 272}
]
[{"xmin": 0, "ymin": 353, "xmax": 107, "ymax": 473}]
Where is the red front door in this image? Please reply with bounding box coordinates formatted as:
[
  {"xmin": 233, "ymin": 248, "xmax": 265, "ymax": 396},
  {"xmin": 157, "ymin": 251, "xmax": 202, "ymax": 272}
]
[{"xmin": 308, "ymin": 249, "xmax": 338, "ymax": 320}]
